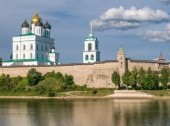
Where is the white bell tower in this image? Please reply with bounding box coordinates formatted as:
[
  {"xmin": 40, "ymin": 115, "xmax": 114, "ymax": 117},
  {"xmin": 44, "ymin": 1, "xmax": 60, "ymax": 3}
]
[{"xmin": 83, "ymin": 23, "xmax": 100, "ymax": 63}]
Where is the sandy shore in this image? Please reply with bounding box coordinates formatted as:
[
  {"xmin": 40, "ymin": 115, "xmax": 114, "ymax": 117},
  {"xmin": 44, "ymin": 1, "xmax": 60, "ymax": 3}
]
[{"xmin": 0, "ymin": 95, "xmax": 161, "ymax": 100}]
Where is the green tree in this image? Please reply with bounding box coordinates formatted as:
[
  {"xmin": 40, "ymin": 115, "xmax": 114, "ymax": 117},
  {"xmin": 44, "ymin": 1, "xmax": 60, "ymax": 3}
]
[
  {"xmin": 122, "ymin": 70, "xmax": 131, "ymax": 87},
  {"xmin": 44, "ymin": 71, "xmax": 64, "ymax": 82},
  {"xmin": 145, "ymin": 68, "xmax": 159, "ymax": 90},
  {"xmin": 112, "ymin": 71, "xmax": 120, "ymax": 88},
  {"xmin": 64, "ymin": 74, "xmax": 74, "ymax": 85},
  {"xmin": 27, "ymin": 68, "xmax": 43, "ymax": 86},
  {"xmin": 0, "ymin": 74, "xmax": 14, "ymax": 90},
  {"xmin": 0, "ymin": 58, "xmax": 2, "ymax": 66},
  {"xmin": 129, "ymin": 67, "xmax": 138, "ymax": 88},
  {"xmin": 160, "ymin": 68, "xmax": 169, "ymax": 89},
  {"xmin": 137, "ymin": 67, "xmax": 146, "ymax": 89}
]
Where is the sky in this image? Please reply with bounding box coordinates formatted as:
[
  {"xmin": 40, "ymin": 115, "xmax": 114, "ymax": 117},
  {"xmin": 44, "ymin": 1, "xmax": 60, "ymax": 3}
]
[{"xmin": 1, "ymin": 0, "xmax": 170, "ymax": 63}]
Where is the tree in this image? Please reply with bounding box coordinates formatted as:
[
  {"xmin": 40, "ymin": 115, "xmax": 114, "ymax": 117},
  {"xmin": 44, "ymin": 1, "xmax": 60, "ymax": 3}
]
[
  {"xmin": 0, "ymin": 58, "xmax": 2, "ymax": 66},
  {"xmin": 112, "ymin": 71, "xmax": 120, "ymax": 88},
  {"xmin": 160, "ymin": 68, "xmax": 169, "ymax": 89},
  {"xmin": 64, "ymin": 74, "xmax": 74, "ymax": 85},
  {"xmin": 137, "ymin": 67, "xmax": 146, "ymax": 89},
  {"xmin": 129, "ymin": 67, "xmax": 138, "ymax": 88},
  {"xmin": 145, "ymin": 68, "xmax": 159, "ymax": 90},
  {"xmin": 27, "ymin": 68, "xmax": 43, "ymax": 86},
  {"xmin": 122, "ymin": 70, "xmax": 131, "ymax": 87}
]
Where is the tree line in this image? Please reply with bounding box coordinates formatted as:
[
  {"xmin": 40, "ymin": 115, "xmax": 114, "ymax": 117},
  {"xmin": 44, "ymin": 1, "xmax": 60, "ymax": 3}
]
[
  {"xmin": 112, "ymin": 67, "xmax": 170, "ymax": 90},
  {"xmin": 0, "ymin": 68, "xmax": 75, "ymax": 97}
]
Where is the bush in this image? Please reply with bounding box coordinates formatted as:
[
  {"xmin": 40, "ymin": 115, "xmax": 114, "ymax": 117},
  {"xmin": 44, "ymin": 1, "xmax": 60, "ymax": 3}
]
[
  {"xmin": 64, "ymin": 74, "xmax": 74, "ymax": 85},
  {"xmin": 92, "ymin": 90, "xmax": 98, "ymax": 94},
  {"xmin": 0, "ymin": 74, "xmax": 14, "ymax": 90},
  {"xmin": 48, "ymin": 91, "xmax": 55, "ymax": 97},
  {"xmin": 27, "ymin": 68, "xmax": 43, "ymax": 86}
]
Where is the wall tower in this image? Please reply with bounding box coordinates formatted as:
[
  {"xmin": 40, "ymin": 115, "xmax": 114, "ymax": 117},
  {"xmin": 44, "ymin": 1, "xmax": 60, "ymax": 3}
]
[{"xmin": 117, "ymin": 46, "xmax": 126, "ymax": 76}]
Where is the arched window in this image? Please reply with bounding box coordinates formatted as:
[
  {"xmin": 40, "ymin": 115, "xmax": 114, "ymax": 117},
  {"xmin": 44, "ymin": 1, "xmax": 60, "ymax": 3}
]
[
  {"xmin": 91, "ymin": 54, "xmax": 94, "ymax": 60},
  {"xmin": 23, "ymin": 45, "xmax": 26, "ymax": 50},
  {"xmin": 42, "ymin": 54, "xmax": 43, "ymax": 59},
  {"xmin": 37, "ymin": 53, "xmax": 39, "ymax": 59},
  {"xmin": 30, "ymin": 44, "xmax": 33, "ymax": 50},
  {"xmin": 30, "ymin": 53, "xmax": 33, "ymax": 59},
  {"xmin": 23, "ymin": 54, "xmax": 25, "ymax": 59},
  {"xmin": 46, "ymin": 46, "xmax": 48, "ymax": 52},
  {"xmin": 88, "ymin": 43, "xmax": 92, "ymax": 51},
  {"xmin": 85, "ymin": 55, "xmax": 89, "ymax": 60},
  {"xmin": 16, "ymin": 54, "xmax": 18, "ymax": 59},
  {"xmin": 36, "ymin": 45, "xmax": 39, "ymax": 50},
  {"xmin": 41, "ymin": 45, "xmax": 43, "ymax": 51},
  {"xmin": 16, "ymin": 45, "xmax": 19, "ymax": 51}
]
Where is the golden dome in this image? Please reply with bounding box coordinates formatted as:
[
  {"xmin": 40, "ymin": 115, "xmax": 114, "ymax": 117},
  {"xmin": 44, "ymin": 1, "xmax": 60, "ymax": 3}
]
[{"xmin": 31, "ymin": 12, "xmax": 42, "ymax": 24}]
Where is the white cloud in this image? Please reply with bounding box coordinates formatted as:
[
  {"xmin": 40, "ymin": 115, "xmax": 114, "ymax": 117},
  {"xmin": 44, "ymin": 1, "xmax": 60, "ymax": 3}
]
[
  {"xmin": 90, "ymin": 6, "xmax": 170, "ymax": 31},
  {"xmin": 142, "ymin": 24, "xmax": 170, "ymax": 42},
  {"xmin": 91, "ymin": 20, "xmax": 139, "ymax": 31}
]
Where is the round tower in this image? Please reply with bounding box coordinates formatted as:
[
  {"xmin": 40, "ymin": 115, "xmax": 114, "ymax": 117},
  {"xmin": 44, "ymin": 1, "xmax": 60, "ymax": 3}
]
[
  {"xmin": 21, "ymin": 20, "xmax": 29, "ymax": 34},
  {"xmin": 117, "ymin": 46, "xmax": 126, "ymax": 76},
  {"xmin": 43, "ymin": 21, "xmax": 51, "ymax": 37},
  {"xmin": 35, "ymin": 21, "xmax": 43, "ymax": 36}
]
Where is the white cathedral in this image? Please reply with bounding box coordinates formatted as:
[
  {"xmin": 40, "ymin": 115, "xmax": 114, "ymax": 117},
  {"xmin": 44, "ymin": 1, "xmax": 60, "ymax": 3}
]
[{"xmin": 3, "ymin": 12, "xmax": 59, "ymax": 66}]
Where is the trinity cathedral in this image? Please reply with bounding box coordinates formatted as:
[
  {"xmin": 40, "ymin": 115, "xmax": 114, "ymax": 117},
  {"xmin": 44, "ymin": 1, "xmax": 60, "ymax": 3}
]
[{"xmin": 3, "ymin": 12, "xmax": 59, "ymax": 66}]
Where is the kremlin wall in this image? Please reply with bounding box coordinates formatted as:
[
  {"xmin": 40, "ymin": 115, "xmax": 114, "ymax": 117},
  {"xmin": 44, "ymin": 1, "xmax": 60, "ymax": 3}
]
[{"xmin": 0, "ymin": 50, "xmax": 169, "ymax": 88}]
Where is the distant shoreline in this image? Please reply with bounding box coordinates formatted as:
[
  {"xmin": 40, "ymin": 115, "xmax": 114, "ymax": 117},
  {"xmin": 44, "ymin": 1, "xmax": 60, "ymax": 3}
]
[{"xmin": 0, "ymin": 96, "xmax": 166, "ymax": 100}]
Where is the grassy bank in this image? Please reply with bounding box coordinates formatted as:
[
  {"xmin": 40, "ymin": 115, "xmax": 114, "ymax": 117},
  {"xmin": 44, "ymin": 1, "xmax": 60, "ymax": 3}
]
[
  {"xmin": 0, "ymin": 69, "xmax": 114, "ymax": 97},
  {"xmin": 0, "ymin": 89, "xmax": 114, "ymax": 97},
  {"xmin": 143, "ymin": 90, "xmax": 170, "ymax": 97}
]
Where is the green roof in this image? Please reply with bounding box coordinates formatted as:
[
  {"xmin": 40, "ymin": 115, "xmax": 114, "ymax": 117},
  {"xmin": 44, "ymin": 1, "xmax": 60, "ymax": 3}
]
[
  {"xmin": 86, "ymin": 33, "xmax": 97, "ymax": 41},
  {"xmin": 118, "ymin": 47, "xmax": 125, "ymax": 55},
  {"xmin": 4, "ymin": 59, "xmax": 54, "ymax": 63},
  {"xmin": 17, "ymin": 33, "xmax": 35, "ymax": 36}
]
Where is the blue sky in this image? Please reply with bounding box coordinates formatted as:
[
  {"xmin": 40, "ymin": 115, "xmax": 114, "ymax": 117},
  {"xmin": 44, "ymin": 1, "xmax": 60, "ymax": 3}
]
[{"xmin": 1, "ymin": 0, "xmax": 170, "ymax": 63}]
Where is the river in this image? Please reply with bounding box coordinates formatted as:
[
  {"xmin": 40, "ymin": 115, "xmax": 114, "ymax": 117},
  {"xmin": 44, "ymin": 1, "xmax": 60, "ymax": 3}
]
[{"xmin": 0, "ymin": 98, "xmax": 169, "ymax": 126}]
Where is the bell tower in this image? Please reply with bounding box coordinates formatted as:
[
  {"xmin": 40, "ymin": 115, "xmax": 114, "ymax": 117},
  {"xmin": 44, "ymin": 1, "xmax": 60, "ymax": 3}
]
[{"xmin": 83, "ymin": 23, "xmax": 100, "ymax": 63}]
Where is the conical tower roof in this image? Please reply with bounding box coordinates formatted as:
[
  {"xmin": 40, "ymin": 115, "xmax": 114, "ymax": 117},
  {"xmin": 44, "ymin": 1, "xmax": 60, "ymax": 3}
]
[
  {"xmin": 118, "ymin": 46, "xmax": 125, "ymax": 55},
  {"xmin": 21, "ymin": 20, "xmax": 29, "ymax": 28}
]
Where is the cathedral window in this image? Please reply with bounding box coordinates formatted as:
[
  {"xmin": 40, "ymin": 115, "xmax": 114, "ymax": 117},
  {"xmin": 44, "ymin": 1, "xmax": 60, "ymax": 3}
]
[
  {"xmin": 85, "ymin": 55, "xmax": 89, "ymax": 60},
  {"xmin": 41, "ymin": 45, "xmax": 43, "ymax": 51},
  {"xmin": 37, "ymin": 45, "xmax": 38, "ymax": 50},
  {"xmin": 23, "ymin": 45, "xmax": 26, "ymax": 50},
  {"xmin": 23, "ymin": 54, "xmax": 25, "ymax": 59},
  {"xmin": 91, "ymin": 54, "xmax": 94, "ymax": 60},
  {"xmin": 16, "ymin": 45, "xmax": 19, "ymax": 51},
  {"xmin": 16, "ymin": 54, "xmax": 18, "ymax": 59},
  {"xmin": 42, "ymin": 54, "xmax": 43, "ymax": 59},
  {"xmin": 30, "ymin": 53, "xmax": 33, "ymax": 59},
  {"xmin": 88, "ymin": 43, "xmax": 92, "ymax": 51},
  {"xmin": 46, "ymin": 46, "xmax": 48, "ymax": 52},
  {"xmin": 30, "ymin": 44, "xmax": 33, "ymax": 50}
]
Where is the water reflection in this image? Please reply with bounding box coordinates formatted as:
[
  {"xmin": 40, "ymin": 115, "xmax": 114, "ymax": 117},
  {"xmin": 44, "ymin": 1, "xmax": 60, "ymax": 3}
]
[
  {"xmin": 0, "ymin": 99, "xmax": 169, "ymax": 126},
  {"xmin": 112, "ymin": 100, "xmax": 170, "ymax": 126}
]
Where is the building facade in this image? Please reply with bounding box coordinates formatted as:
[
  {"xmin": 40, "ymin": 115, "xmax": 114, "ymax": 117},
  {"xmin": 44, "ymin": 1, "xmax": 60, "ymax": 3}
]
[{"xmin": 3, "ymin": 12, "xmax": 59, "ymax": 66}]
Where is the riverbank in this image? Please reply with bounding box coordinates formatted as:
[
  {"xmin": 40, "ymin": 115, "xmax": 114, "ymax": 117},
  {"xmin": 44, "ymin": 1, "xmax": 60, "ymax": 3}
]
[{"xmin": 0, "ymin": 90, "xmax": 169, "ymax": 99}]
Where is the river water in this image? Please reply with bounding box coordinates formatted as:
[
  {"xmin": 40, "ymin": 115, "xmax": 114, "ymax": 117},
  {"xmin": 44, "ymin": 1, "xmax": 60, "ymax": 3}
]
[{"xmin": 0, "ymin": 99, "xmax": 169, "ymax": 126}]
